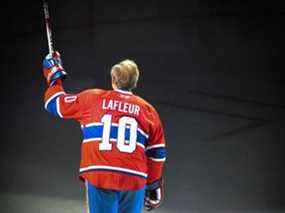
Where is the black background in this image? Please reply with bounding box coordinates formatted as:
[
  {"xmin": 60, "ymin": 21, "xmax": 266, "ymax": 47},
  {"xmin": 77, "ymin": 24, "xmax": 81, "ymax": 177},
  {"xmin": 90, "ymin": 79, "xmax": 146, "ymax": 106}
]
[{"xmin": 1, "ymin": 0, "xmax": 285, "ymax": 212}]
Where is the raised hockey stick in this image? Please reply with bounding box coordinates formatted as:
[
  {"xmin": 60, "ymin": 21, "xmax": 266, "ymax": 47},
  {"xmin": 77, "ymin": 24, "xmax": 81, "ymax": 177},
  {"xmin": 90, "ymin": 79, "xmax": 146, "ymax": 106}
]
[
  {"xmin": 42, "ymin": 0, "xmax": 67, "ymax": 85},
  {"xmin": 43, "ymin": 0, "xmax": 54, "ymax": 54}
]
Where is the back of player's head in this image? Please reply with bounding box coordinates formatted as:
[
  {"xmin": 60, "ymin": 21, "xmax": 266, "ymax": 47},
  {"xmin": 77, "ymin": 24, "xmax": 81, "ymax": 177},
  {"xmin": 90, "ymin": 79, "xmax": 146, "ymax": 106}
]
[{"xmin": 111, "ymin": 59, "xmax": 140, "ymax": 91}]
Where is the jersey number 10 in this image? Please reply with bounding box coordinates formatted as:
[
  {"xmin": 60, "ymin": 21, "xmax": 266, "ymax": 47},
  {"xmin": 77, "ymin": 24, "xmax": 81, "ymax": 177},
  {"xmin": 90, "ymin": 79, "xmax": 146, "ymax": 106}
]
[{"xmin": 99, "ymin": 114, "xmax": 138, "ymax": 153}]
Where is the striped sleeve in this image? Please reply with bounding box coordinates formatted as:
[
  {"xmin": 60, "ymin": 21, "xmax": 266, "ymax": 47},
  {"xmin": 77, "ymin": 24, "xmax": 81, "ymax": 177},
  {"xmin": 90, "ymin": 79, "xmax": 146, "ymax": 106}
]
[
  {"xmin": 146, "ymin": 108, "xmax": 167, "ymax": 184},
  {"xmin": 44, "ymin": 84, "xmax": 85, "ymax": 120}
]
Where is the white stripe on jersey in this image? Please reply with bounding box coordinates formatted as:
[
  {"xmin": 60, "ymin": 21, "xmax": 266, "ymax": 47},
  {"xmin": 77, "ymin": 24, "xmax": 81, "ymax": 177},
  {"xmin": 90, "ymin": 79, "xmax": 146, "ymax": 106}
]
[
  {"xmin": 82, "ymin": 138, "xmax": 145, "ymax": 149},
  {"xmin": 138, "ymin": 128, "xmax": 149, "ymax": 139},
  {"xmin": 82, "ymin": 138, "xmax": 102, "ymax": 143},
  {"xmin": 84, "ymin": 122, "xmax": 103, "ymax": 128},
  {"xmin": 148, "ymin": 157, "xmax": 166, "ymax": 162},
  {"xmin": 80, "ymin": 165, "xmax": 148, "ymax": 178},
  {"xmin": 81, "ymin": 122, "xmax": 149, "ymax": 139},
  {"xmin": 114, "ymin": 89, "xmax": 133, "ymax": 95},
  {"xmin": 137, "ymin": 143, "xmax": 145, "ymax": 149},
  {"xmin": 44, "ymin": 91, "xmax": 65, "ymax": 109},
  {"xmin": 56, "ymin": 96, "xmax": 63, "ymax": 118},
  {"xmin": 146, "ymin": 144, "xmax": 165, "ymax": 151}
]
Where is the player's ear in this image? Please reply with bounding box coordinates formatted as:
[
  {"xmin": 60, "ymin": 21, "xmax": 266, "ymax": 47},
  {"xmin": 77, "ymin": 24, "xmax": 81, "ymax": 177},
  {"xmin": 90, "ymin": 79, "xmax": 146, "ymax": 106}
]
[
  {"xmin": 111, "ymin": 76, "xmax": 118, "ymax": 89},
  {"xmin": 111, "ymin": 81, "xmax": 117, "ymax": 90},
  {"xmin": 111, "ymin": 75, "xmax": 115, "ymax": 84}
]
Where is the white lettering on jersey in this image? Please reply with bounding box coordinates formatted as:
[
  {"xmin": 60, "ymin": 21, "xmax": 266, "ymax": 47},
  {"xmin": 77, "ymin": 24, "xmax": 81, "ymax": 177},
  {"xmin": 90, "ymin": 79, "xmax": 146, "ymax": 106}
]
[
  {"xmin": 102, "ymin": 99, "xmax": 140, "ymax": 116},
  {"xmin": 64, "ymin": 95, "xmax": 77, "ymax": 103}
]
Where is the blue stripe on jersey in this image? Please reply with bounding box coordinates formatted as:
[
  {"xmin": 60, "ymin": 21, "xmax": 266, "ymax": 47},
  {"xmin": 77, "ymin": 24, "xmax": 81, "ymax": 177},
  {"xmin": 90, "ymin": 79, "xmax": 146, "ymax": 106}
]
[
  {"xmin": 82, "ymin": 125, "xmax": 147, "ymax": 147},
  {"xmin": 46, "ymin": 97, "xmax": 60, "ymax": 117},
  {"xmin": 146, "ymin": 147, "xmax": 167, "ymax": 159},
  {"xmin": 83, "ymin": 125, "xmax": 104, "ymax": 138}
]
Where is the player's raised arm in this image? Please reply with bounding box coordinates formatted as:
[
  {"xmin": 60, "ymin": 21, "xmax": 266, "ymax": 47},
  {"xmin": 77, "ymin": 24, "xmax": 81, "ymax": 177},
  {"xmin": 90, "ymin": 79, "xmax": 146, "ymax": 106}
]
[
  {"xmin": 42, "ymin": 52, "xmax": 84, "ymax": 120},
  {"xmin": 144, "ymin": 109, "xmax": 167, "ymax": 211}
]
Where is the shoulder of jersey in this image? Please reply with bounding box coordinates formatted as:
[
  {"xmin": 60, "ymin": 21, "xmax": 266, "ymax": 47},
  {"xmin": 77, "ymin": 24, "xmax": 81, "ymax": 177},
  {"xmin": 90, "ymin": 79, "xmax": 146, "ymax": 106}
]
[
  {"xmin": 80, "ymin": 88, "xmax": 108, "ymax": 96},
  {"xmin": 132, "ymin": 93, "xmax": 156, "ymax": 113},
  {"xmin": 79, "ymin": 89, "xmax": 157, "ymax": 113}
]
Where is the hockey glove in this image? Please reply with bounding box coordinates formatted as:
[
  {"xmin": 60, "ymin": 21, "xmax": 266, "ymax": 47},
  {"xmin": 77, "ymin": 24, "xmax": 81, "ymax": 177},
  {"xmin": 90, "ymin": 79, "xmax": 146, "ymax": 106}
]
[
  {"xmin": 144, "ymin": 178, "xmax": 164, "ymax": 211},
  {"xmin": 43, "ymin": 51, "xmax": 67, "ymax": 86}
]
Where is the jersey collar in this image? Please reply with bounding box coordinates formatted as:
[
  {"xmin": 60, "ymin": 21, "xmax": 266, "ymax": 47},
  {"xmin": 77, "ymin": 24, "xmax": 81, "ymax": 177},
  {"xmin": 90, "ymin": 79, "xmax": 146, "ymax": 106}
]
[{"xmin": 114, "ymin": 89, "xmax": 133, "ymax": 95}]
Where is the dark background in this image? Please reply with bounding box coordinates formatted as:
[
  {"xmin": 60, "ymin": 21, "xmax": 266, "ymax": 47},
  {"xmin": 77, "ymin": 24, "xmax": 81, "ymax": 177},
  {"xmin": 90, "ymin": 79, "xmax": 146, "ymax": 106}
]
[{"xmin": 1, "ymin": 0, "xmax": 285, "ymax": 212}]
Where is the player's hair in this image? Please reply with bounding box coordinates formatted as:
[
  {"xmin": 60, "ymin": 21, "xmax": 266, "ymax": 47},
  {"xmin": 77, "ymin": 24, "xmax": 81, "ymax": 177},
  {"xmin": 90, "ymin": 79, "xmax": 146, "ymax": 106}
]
[{"xmin": 111, "ymin": 59, "xmax": 140, "ymax": 90}]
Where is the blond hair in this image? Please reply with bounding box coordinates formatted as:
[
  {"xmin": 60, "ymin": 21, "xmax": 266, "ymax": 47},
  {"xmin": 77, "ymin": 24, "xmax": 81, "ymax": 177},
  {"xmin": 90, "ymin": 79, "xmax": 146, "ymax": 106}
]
[{"xmin": 111, "ymin": 59, "xmax": 140, "ymax": 90}]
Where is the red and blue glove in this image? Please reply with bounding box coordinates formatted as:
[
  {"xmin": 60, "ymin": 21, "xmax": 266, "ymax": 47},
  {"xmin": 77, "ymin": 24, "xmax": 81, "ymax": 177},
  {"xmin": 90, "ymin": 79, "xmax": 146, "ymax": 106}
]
[
  {"xmin": 43, "ymin": 51, "xmax": 67, "ymax": 86},
  {"xmin": 144, "ymin": 178, "xmax": 164, "ymax": 211}
]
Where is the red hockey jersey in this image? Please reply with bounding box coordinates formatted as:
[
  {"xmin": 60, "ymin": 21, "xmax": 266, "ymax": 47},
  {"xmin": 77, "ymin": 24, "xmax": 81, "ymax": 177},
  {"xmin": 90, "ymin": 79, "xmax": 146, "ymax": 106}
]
[{"xmin": 44, "ymin": 84, "xmax": 166, "ymax": 190}]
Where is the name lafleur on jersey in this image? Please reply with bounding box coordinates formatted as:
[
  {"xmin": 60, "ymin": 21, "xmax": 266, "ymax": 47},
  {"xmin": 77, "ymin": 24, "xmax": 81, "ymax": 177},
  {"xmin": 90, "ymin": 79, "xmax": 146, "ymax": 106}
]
[{"xmin": 102, "ymin": 98, "xmax": 140, "ymax": 116}]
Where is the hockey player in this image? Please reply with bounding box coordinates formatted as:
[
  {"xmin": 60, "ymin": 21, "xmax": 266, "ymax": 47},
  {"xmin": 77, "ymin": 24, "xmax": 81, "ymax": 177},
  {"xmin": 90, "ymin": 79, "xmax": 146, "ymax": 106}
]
[{"xmin": 42, "ymin": 52, "xmax": 167, "ymax": 213}]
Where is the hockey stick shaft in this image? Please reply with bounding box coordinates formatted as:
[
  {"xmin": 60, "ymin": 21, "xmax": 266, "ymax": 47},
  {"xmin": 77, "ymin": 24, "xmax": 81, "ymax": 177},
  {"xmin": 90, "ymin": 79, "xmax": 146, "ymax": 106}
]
[{"xmin": 43, "ymin": 0, "xmax": 54, "ymax": 54}]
